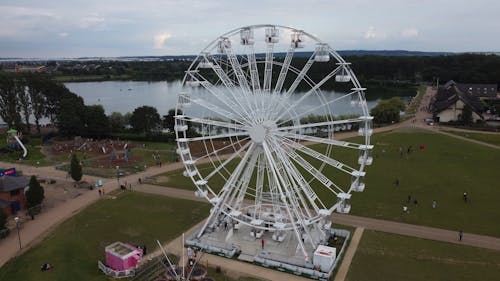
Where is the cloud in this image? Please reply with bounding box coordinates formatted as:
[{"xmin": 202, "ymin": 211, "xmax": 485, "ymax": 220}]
[
  {"xmin": 401, "ymin": 28, "xmax": 419, "ymax": 38},
  {"xmin": 59, "ymin": 32, "xmax": 68, "ymax": 37},
  {"xmin": 153, "ymin": 32, "xmax": 172, "ymax": 49},
  {"xmin": 79, "ymin": 14, "xmax": 105, "ymax": 29},
  {"xmin": 364, "ymin": 26, "xmax": 386, "ymax": 40}
]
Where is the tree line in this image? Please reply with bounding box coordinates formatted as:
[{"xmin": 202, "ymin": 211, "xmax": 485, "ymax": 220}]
[
  {"xmin": 0, "ymin": 72, "xmax": 192, "ymax": 139},
  {"xmin": 28, "ymin": 54, "xmax": 500, "ymax": 88}
]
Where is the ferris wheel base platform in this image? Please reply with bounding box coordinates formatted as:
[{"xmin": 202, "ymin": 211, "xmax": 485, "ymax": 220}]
[{"xmin": 185, "ymin": 225, "xmax": 351, "ymax": 280}]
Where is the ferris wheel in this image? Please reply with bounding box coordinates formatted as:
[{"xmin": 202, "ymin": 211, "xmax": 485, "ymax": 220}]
[{"xmin": 175, "ymin": 24, "xmax": 373, "ymax": 260}]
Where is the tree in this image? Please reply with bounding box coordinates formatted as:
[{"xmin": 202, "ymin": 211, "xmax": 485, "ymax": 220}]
[
  {"xmin": 84, "ymin": 105, "xmax": 110, "ymax": 137},
  {"xmin": 370, "ymin": 97, "xmax": 406, "ymax": 124},
  {"xmin": 56, "ymin": 94, "xmax": 86, "ymax": 136},
  {"xmin": 460, "ymin": 104, "xmax": 473, "ymax": 125},
  {"xmin": 109, "ymin": 112, "xmax": 125, "ymax": 132},
  {"xmin": 129, "ymin": 106, "xmax": 161, "ymax": 133},
  {"xmin": 0, "ymin": 73, "xmax": 22, "ymax": 128},
  {"xmin": 17, "ymin": 75, "xmax": 32, "ymax": 133},
  {"xmin": 26, "ymin": 74, "xmax": 47, "ymax": 134},
  {"xmin": 162, "ymin": 108, "xmax": 181, "ymax": 132},
  {"xmin": 26, "ymin": 175, "xmax": 44, "ymax": 208},
  {"xmin": 70, "ymin": 153, "xmax": 83, "ymax": 182},
  {"xmin": 0, "ymin": 208, "xmax": 6, "ymax": 231}
]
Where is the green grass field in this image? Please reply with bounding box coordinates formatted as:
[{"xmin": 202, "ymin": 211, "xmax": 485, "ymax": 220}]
[
  {"xmin": 351, "ymin": 128, "xmax": 500, "ymax": 237},
  {"xmin": 0, "ymin": 192, "xmax": 210, "ymax": 281},
  {"xmin": 442, "ymin": 130, "xmax": 500, "ymax": 146},
  {"xmin": 345, "ymin": 230, "xmax": 500, "ymax": 281},
  {"xmin": 153, "ymin": 128, "xmax": 500, "ymax": 237}
]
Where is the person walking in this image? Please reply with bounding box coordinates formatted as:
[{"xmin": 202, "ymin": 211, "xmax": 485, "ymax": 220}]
[
  {"xmin": 432, "ymin": 200, "xmax": 437, "ymax": 209},
  {"xmin": 261, "ymin": 238, "xmax": 265, "ymax": 250},
  {"xmin": 463, "ymin": 192, "xmax": 468, "ymax": 203},
  {"xmin": 459, "ymin": 230, "xmax": 463, "ymax": 241}
]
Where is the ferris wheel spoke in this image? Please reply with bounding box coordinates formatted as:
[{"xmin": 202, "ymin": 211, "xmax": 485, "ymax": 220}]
[
  {"xmin": 246, "ymin": 45, "xmax": 261, "ymax": 94},
  {"xmin": 267, "ymin": 138, "xmax": 325, "ymax": 213},
  {"xmin": 278, "ymin": 144, "xmax": 344, "ymax": 195},
  {"xmin": 189, "ymin": 72, "xmax": 255, "ymax": 124},
  {"xmin": 179, "ymin": 131, "xmax": 249, "ymax": 142},
  {"xmin": 281, "ymin": 138, "xmax": 358, "ymax": 176},
  {"xmin": 263, "ymin": 42, "xmax": 275, "ymax": 93},
  {"xmin": 227, "ymin": 148, "xmax": 260, "ymax": 210},
  {"xmin": 221, "ymin": 40, "xmax": 252, "ymax": 94},
  {"xmin": 284, "ymin": 52, "xmax": 316, "ymax": 98},
  {"xmin": 274, "ymin": 117, "xmax": 366, "ymax": 132},
  {"xmin": 178, "ymin": 115, "xmax": 248, "ymax": 131},
  {"xmin": 273, "ymin": 48, "xmax": 295, "ymax": 95},
  {"xmin": 209, "ymin": 57, "xmax": 257, "ymax": 121},
  {"xmin": 276, "ymin": 90, "xmax": 359, "ymax": 127},
  {"xmin": 194, "ymin": 136, "xmax": 250, "ymax": 163},
  {"xmin": 254, "ymin": 153, "xmax": 265, "ymax": 216},
  {"xmin": 186, "ymin": 96, "xmax": 246, "ymax": 124},
  {"xmin": 215, "ymin": 142, "xmax": 256, "ymax": 204},
  {"xmin": 276, "ymin": 131, "xmax": 364, "ymax": 150},
  {"xmin": 203, "ymin": 141, "xmax": 251, "ymax": 183},
  {"xmin": 274, "ymin": 65, "xmax": 343, "ymax": 122}
]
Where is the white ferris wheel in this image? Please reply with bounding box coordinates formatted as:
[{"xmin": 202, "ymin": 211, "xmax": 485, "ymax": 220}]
[{"xmin": 175, "ymin": 24, "xmax": 373, "ymax": 260}]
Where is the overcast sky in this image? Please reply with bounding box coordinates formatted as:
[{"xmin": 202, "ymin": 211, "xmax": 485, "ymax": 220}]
[{"xmin": 1, "ymin": 0, "xmax": 499, "ymax": 58}]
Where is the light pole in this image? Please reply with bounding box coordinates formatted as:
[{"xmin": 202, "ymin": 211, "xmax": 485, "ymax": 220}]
[
  {"xmin": 14, "ymin": 216, "xmax": 21, "ymax": 250},
  {"xmin": 116, "ymin": 166, "xmax": 120, "ymax": 184}
]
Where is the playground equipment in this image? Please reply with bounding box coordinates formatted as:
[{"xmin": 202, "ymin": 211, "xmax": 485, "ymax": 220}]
[
  {"xmin": 175, "ymin": 25, "xmax": 373, "ymax": 278},
  {"xmin": 6, "ymin": 129, "xmax": 28, "ymax": 159}
]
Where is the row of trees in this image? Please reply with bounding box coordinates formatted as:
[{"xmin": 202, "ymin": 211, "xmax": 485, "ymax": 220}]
[
  {"xmin": 0, "ymin": 72, "xmax": 109, "ymax": 136},
  {"xmin": 31, "ymin": 54, "xmax": 500, "ymax": 86},
  {"xmin": 0, "ymin": 72, "xmax": 185, "ymax": 138}
]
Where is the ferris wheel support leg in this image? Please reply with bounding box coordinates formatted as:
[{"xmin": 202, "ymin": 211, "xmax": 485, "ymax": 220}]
[
  {"xmin": 262, "ymin": 142, "xmax": 310, "ymax": 261},
  {"xmin": 196, "ymin": 143, "xmax": 256, "ymax": 238},
  {"xmin": 269, "ymin": 139, "xmax": 321, "ymax": 247}
]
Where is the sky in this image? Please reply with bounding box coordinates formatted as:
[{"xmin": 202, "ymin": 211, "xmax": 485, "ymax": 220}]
[{"xmin": 1, "ymin": 0, "xmax": 499, "ymax": 58}]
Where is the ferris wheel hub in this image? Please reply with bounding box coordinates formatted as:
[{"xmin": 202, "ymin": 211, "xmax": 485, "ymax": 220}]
[
  {"xmin": 248, "ymin": 124, "xmax": 267, "ymax": 144},
  {"xmin": 248, "ymin": 120, "xmax": 277, "ymax": 144}
]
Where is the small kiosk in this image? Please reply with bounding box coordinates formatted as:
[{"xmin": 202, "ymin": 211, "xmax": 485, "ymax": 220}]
[{"xmin": 98, "ymin": 242, "xmax": 143, "ymax": 278}]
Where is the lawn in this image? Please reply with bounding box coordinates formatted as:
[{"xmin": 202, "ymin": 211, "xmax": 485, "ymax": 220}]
[
  {"xmin": 152, "ymin": 128, "xmax": 500, "ymax": 237},
  {"xmin": 442, "ymin": 130, "xmax": 500, "ymax": 146},
  {"xmin": 350, "ymin": 128, "xmax": 500, "ymax": 237},
  {"xmin": 0, "ymin": 191, "xmax": 210, "ymax": 281},
  {"xmin": 345, "ymin": 230, "xmax": 500, "ymax": 281}
]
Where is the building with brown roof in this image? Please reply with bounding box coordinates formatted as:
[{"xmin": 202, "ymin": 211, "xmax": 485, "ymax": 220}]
[
  {"xmin": 431, "ymin": 81, "xmax": 484, "ymax": 123},
  {"xmin": 0, "ymin": 176, "xmax": 29, "ymax": 216}
]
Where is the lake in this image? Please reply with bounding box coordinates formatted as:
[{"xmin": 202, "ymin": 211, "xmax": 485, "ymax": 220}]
[{"xmin": 65, "ymin": 81, "xmax": 380, "ymax": 117}]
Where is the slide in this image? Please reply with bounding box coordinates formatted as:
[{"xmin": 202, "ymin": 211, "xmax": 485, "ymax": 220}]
[{"xmin": 13, "ymin": 135, "xmax": 28, "ymax": 158}]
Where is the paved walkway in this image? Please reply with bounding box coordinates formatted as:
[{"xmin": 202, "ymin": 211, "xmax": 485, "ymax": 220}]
[{"xmin": 333, "ymin": 227, "xmax": 364, "ymax": 281}]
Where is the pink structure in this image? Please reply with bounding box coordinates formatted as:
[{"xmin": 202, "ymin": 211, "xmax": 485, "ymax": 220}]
[{"xmin": 105, "ymin": 242, "xmax": 143, "ymax": 271}]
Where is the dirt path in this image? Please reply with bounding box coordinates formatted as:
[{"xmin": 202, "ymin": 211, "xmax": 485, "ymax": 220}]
[{"xmin": 333, "ymin": 227, "xmax": 364, "ymax": 281}]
